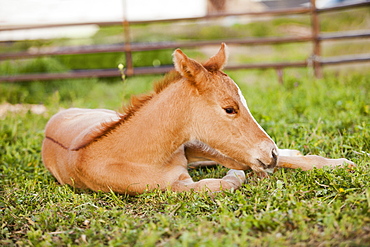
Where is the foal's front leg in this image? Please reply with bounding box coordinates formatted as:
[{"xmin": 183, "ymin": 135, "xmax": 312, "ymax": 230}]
[
  {"xmin": 277, "ymin": 149, "xmax": 355, "ymax": 170},
  {"xmin": 171, "ymin": 169, "xmax": 246, "ymax": 192},
  {"xmin": 170, "ymin": 141, "xmax": 247, "ymax": 192}
]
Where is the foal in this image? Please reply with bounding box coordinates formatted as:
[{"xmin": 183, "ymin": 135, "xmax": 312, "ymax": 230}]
[{"xmin": 42, "ymin": 43, "xmax": 354, "ymax": 194}]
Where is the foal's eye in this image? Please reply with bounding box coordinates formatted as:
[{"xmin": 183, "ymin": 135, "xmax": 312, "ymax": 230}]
[{"xmin": 224, "ymin": 107, "xmax": 236, "ymax": 114}]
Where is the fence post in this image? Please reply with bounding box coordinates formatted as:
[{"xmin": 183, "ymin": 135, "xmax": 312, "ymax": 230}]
[
  {"xmin": 276, "ymin": 68, "xmax": 284, "ymax": 84},
  {"xmin": 310, "ymin": 0, "xmax": 323, "ymax": 78},
  {"xmin": 122, "ymin": 0, "xmax": 134, "ymax": 76}
]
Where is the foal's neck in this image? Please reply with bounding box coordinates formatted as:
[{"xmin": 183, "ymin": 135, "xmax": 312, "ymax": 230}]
[{"xmin": 106, "ymin": 81, "xmax": 193, "ymax": 165}]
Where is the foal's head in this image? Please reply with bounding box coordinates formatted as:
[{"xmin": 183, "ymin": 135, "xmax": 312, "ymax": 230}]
[{"xmin": 173, "ymin": 43, "xmax": 278, "ymax": 174}]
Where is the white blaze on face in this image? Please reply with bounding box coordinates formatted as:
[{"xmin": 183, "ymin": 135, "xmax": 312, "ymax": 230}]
[
  {"xmin": 236, "ymin": 84, "xmax": 248, "ymax": 109},
  {"xmin": 234, "ymin": 81, "xmax": 274, "ymax": 142}
]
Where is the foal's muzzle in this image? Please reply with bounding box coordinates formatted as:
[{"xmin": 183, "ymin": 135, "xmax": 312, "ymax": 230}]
[{"xmin": 257, "ymin": 147, "xmax": 278, "ymax": 174}]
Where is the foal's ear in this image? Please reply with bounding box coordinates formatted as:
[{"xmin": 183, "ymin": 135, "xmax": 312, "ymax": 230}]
[
  {"xmin": 173, "ymin": 49, "xmax": 207, "ymax": 81},
  {"xmin": 203, "ymin": 43, "xmax": 228, "ymax": 72}
]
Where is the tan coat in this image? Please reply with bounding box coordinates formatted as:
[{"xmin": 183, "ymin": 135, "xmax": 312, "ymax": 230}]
[{"xmin": 42, "ymin": 44, "xmax": 354, "ymax": 195}]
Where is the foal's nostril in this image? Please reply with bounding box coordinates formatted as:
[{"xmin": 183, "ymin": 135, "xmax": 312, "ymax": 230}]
[
  {"xmin": 257, "ymin": 148, "xmax": 278, "ymax": 171},
  {"xmin": 271, "ymin": 148, "xmax": 278, "ymax": 167}
]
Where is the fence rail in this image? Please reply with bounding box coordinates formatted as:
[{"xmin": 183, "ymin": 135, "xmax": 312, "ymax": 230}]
[
  {"xmin": 0, "ymin": 0, "xmax": 369, "ymax": 83},
  {"xmin": 2, "ymin": 29, "xmax": 370, "ymax": 60}
]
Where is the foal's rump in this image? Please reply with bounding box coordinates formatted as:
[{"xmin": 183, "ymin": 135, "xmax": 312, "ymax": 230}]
[{"xmin": 44, "ymin": 108, "xmax": 120, "ymax": 150}]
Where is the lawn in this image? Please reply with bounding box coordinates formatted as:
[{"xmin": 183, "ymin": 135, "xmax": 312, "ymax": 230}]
[{"xmin": 1, "ymin": 67, "xmax": 369, "ymax": 246}]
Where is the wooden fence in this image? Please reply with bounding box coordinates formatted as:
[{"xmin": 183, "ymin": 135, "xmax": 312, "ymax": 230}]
[{"xmin": 0, "ymin": 0, "xmax": 369, "ymax": 83}]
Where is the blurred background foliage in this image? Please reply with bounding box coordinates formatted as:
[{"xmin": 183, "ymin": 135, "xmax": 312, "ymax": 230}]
[{"xmin": 0, "ymin": 7, "xmax": 369, "ymax": 105}]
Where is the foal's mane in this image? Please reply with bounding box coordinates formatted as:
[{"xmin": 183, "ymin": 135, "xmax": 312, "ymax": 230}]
[{"xmin": 71, "ymin": 70, "xmax": 182, "ymax": 151}]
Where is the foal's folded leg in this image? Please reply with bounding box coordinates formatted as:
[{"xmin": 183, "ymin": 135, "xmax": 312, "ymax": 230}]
[{"xmin": 171, "ymin": 169, "xmax": 246, "ymax": 192}]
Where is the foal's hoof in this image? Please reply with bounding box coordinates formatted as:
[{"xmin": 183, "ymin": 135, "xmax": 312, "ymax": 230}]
[
  {"xmin": 226, "ymin": 169, "xmax": 246, "ymax": 183},
  {"xmin": 339, "ymin": 158, "xmax": 356, "ymax": 169}
]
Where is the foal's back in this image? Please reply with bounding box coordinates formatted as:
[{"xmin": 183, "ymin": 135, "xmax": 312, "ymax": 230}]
[{"xmin": 44, "ymin": 108, "xmax": 119, "ymax": 150}]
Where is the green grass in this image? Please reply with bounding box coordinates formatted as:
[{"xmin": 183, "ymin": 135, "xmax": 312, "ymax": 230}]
[{"xmin": 1, "ymin": 69, "xmax": 369, "ymax": 246}]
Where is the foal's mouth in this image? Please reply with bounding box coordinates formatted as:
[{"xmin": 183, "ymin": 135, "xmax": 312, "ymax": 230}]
[{"xmin": 256, "ymin": 158, "xmax": 277, "ymax": 174}]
